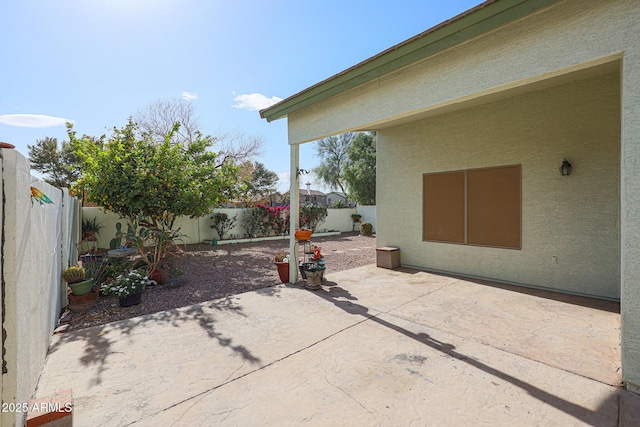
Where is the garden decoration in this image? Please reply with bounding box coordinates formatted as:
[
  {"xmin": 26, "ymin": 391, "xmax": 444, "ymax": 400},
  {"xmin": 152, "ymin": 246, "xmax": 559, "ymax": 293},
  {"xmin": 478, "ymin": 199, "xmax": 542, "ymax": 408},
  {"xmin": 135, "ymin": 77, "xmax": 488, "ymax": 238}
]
[{"xmin": 30, "ymin": 186, "xmax": 53, "ymax": 206}]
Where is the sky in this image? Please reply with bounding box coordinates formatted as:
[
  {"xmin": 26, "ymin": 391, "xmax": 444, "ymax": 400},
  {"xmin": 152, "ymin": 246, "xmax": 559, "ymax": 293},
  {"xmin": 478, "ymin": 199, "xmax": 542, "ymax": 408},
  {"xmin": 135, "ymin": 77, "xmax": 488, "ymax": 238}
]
[{"xmin": 1, "ymin": 0, "xmax": 483, "ymax": 193}]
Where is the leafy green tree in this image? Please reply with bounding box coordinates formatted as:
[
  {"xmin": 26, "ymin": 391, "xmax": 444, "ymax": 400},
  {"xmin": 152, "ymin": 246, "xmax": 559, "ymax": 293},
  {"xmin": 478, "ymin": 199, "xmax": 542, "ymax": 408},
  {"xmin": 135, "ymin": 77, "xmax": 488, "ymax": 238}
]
[
  {"xmin": 68, "ymin": 120, "xmax": 239, "ymax": 229},
  {"xmin": 28, "ymin": 136, "xmax": 81, "ymax": 188},
  {"xmin": 237, "ymin": 161, "xmax": 279, "ymax": 206},
  {"xmin": 313, "ymin": 132, "xmax": 376, "ymax": 205},
  {"xmin": 312, "ymin": 132, "xmax": 352, "ymax": 195},
  {"xmin": 343, "ymin": 132, "xmax": 376, "ymax": 205}
]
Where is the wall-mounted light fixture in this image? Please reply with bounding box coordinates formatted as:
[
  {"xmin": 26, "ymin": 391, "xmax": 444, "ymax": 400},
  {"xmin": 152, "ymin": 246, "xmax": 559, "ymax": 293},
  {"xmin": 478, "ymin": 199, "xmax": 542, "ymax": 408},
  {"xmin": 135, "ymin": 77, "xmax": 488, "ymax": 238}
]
[{"xmin": 560, "ymin": 158, "xmax": 572, "ymax": 176}]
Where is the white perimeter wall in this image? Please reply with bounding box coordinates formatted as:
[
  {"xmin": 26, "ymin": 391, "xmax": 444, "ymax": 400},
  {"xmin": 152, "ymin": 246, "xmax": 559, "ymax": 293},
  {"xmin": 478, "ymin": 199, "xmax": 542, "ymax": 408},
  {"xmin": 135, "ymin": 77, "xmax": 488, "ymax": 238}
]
[
  {"xmin": 83, "ymin": 207, "xmax": 375, "ymax": 247},
  {"xmin": 1, "ymin": 149, "xmax": 75, "ymax": 427}
]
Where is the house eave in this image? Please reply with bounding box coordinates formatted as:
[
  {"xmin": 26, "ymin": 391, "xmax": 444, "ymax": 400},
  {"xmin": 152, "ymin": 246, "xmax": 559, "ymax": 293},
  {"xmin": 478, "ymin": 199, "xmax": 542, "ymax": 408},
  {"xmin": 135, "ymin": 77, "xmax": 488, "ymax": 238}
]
[{"xmin": 259, "ymin": 0, "xmax": 560, "ymax": 123}]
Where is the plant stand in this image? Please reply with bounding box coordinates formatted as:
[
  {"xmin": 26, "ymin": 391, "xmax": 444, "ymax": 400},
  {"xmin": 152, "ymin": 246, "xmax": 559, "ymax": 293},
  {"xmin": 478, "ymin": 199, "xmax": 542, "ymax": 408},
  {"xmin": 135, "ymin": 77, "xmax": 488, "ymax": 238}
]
[{"xmin": 298, "ymin": 240, "xmax": 326, "ymax": 290}]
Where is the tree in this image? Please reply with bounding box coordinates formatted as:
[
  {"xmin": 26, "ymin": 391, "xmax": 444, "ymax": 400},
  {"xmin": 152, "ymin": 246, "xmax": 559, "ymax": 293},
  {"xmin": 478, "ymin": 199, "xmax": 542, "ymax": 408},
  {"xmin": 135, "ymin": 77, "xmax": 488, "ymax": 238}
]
[
  {"xmin": 135, "ymin": 98, "xmax": 200, "ymax": 145},
  {"xmin": 28, "ymin": 136, "xmax": 81, "ymax": 188},
  {"xmin": 237, "ymin": 161, "xmax": 279, "ymax": 206},
  {"xmin": 343, "ymin": 132, "xmax": 376, "ymax": 205},
  {"xmin": 68, "ymin": 120, "xmax": 239, "ymax": 229},
  {"xmin": 312, "ymin": 131, "xmax": 376, "ymax": 205},
  {"xmin": 312, "ymin": 132, "xmax": 353, "ymax": 195},
  {"xmin": 135, "ymin": 98, "xmax": 263, "ymax": 163}
]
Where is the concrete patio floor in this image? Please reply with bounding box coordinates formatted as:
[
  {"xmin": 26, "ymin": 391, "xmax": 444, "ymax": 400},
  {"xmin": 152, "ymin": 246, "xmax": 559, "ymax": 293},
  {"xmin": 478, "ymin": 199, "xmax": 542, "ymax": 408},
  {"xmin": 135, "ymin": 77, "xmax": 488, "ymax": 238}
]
[{"xmin": 35, "ymin": 264, "xmax": 640, "ymax": 426}]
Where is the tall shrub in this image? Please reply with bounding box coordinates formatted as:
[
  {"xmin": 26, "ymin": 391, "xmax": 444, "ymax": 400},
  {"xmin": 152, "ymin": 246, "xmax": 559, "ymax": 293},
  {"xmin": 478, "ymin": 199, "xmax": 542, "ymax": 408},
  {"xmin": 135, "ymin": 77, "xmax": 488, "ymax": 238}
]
[
  {"xmin": 210, "ymin": 212, "xmax": 237, "ymax": 240},
  {"xmin": 242, "ymin": 207, "xmax": 266, "ymax": 238},
  {"xmin": 300, "ymin": 204, "xmax": 328, "ymax": 231}
]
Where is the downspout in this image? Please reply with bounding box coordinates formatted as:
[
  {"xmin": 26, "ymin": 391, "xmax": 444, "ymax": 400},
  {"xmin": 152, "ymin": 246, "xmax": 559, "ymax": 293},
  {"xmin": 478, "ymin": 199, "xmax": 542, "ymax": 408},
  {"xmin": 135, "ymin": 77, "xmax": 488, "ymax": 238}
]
[{"xmin": 289, "ymin": 144, "xmax": 299, "ymax": 283}]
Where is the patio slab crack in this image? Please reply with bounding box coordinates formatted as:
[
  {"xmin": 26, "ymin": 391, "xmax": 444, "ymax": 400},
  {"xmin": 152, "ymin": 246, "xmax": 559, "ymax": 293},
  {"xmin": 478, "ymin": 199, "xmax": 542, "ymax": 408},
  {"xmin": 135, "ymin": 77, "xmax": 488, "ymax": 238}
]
[{"xmin": 124, "ymin": 315, "xmax": 374, "ymax": 426}]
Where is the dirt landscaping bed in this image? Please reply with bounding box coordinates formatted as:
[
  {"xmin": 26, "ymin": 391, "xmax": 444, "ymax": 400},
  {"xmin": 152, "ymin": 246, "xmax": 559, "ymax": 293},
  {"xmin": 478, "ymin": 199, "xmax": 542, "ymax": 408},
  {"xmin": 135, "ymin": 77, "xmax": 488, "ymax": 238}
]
[{"xmin": 63, "ymin": 232, "xmax": 376, "ymax": 332}]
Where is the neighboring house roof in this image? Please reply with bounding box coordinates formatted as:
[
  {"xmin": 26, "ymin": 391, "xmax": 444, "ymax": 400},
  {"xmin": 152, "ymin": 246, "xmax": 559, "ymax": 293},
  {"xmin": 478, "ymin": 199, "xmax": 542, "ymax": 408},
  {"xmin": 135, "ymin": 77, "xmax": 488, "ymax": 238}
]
[
  {"xmin": 260, "ymin": 0, "xmax": 558, "ymax": 123},
  {"xmin": 327, "ymin": 191, "xmax": 347, "ymax": 198},
  {"xmin": 299, "ymin": 189, "xmax": 326, "ymax": 197},
  {"xmin": 284, "ymin": 189, "xmax": 327, "ymax": 196}
]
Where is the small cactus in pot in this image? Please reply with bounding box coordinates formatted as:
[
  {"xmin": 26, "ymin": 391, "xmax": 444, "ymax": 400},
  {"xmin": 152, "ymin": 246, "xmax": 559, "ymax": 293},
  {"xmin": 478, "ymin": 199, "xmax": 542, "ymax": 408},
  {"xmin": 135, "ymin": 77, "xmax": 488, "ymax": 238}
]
[
  {"xmin": 62, "ymin": 266, "xmax": 93, "ymax": 296},
  {"xmin": 62, "ymin": 266, "xmax": 86, "ymax": 284}
]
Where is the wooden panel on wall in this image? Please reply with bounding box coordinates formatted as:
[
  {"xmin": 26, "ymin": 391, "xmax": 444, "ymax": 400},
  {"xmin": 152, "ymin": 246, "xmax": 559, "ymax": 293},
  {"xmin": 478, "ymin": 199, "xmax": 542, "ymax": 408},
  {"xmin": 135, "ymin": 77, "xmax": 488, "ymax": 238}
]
[
  {"xmin": 467, "ymin": 165, "xmax": 521, "ymax": 249},
  {"xmin": 423, "ymin": 171, "xmax": 465, "ymax": 243}
]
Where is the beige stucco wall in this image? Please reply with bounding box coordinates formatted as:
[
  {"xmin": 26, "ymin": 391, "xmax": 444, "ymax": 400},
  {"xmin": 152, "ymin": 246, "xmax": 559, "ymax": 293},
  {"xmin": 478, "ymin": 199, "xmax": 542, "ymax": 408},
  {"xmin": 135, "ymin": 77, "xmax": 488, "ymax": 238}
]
[
  {"xmin": 377, "ymin": 71, "xmax": 620, "ymax": 299},
  {"xmin": 287, "ymin": 0, "xmax": 635, "ymax": 145},
  {"xmin": 281, "ymin": 0, "xmax": 640, "ymax": 392}
]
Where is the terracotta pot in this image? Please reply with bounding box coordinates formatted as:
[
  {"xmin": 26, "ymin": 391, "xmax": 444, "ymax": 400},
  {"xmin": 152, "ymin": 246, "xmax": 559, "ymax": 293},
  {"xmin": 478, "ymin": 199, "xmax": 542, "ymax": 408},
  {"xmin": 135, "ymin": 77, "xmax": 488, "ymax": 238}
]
[
  {"xmin": 68, "ymin": 288, "xmax": 99, "ymax": 312},
  {"xmin": 294, "ymin": 229, "xmax": 312, "ymax": 241},
  {"xmin": 275, "ymin": 262, "xmax": 289, "ymax": 283},
  {"xmin": 149, "ymin": 268, "xmax": 169, "ymax": 284},
  {"xmin": 0, "ymin": 142, "xmax": 15, "ymax": 149},
  {"xmin": 119, "ymin": 291, "xmax": 142, "ymax": 307}
]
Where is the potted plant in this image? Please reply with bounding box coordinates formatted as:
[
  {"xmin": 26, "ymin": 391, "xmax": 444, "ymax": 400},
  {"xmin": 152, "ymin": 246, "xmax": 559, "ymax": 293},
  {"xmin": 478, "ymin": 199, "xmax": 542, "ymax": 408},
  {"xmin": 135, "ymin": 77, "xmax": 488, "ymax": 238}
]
[
  {"xmin": 274, "ymin": 252, "xmax": 290, "ymax": 283},
  {"xmin": 294, "ymin": 228, "xmax": 313, "ymax": 241},
  {"xmin": 125, "ymin": 214, "xmax": 184, "ymax": 285},
  {"xmin": 62, "ymin": 266, "xmax": 92, "ymax": 296},
  {"xmin": 83, "ymin": 258, "xmax": 108, "ymax": 289},
  {"xmin": 351, "ymin": 214, "xmax": 362, "ymax": 223},
  {"xmin": 64, "ymin": 260, "xmax": 107, "ymax": 312},
  {"xmin": 82, "ymin": 217, "xmax": 104, "ymax": 241},
  {"xmin": 101, "ymin": 269, "xmax": 151, "ymax": 307}
]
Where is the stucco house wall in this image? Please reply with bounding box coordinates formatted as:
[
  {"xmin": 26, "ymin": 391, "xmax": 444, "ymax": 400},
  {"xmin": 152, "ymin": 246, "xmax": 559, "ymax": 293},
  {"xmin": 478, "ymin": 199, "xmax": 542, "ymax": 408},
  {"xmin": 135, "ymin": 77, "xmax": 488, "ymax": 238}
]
[
  {"xmin": 377, "ymin": 70, "xmax": 620, "ymax": 299},
  {"xmin": 286, "ymin": 0, "xmax": 635, "ymax": 145},
  {"xmin": 262, "ymin": 0, "xmax": 640, "ymax": 393}
]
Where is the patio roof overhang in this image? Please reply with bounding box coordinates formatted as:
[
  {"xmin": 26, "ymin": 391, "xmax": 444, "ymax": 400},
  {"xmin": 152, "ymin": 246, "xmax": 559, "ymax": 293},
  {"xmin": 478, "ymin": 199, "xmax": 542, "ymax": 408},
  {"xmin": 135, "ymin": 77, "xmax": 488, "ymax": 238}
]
[{"xmin": 259, "ymin": 0, "xmax": 560, "ymax": 124}]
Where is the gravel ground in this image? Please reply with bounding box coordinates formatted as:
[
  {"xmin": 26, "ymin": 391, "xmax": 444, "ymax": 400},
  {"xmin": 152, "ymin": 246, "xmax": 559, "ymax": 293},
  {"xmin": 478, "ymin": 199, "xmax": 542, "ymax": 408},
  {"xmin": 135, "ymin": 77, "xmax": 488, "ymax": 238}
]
[{"xmin": 63, "ymin": 232, "xmax": 376, "ymax": 332}]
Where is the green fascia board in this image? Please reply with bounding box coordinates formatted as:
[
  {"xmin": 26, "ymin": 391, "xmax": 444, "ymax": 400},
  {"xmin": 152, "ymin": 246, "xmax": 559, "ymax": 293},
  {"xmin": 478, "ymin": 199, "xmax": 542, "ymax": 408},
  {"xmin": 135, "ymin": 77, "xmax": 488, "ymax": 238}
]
[{"xmin": 260, "ymin": 0, "xmax": 559, "ymax": 122}]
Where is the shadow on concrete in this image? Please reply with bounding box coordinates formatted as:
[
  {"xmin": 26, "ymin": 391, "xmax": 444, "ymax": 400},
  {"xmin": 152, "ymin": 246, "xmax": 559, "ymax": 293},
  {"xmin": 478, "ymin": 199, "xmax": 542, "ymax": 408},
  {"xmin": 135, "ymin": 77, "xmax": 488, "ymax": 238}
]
[
  {"xmin": 48, "ymin": 296, "xmax": 260, "ymax": 387},
  {"xmin": 311, "ymin": 284, "xmax": 619, "ymax": 425},
  {"xmin": 406, "ymin": 268, "xmax": 620, "ymax": 313}
]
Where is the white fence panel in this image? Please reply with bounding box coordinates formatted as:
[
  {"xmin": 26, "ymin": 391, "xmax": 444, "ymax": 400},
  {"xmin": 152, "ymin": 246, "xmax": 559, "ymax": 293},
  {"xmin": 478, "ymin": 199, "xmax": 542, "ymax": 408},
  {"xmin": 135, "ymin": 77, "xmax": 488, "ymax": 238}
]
[
  {"xmin": 84, "ymin": 206, "xmax": 363, "ymax": 246},
  {"xmin": 357, "ymin": 205, "xmax": 377, "ymax": 231},
  {"xmin": 1, "ymin": 149, "xmax": 73, "ymax": 427}
]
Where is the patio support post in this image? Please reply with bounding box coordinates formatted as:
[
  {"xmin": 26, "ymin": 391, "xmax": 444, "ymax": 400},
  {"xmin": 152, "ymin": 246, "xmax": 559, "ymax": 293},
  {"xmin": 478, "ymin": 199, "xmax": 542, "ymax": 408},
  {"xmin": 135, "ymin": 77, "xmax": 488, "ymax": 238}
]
[{"xmin": 289, "ymin": 143, "xmax": 300, "ymax": 283}]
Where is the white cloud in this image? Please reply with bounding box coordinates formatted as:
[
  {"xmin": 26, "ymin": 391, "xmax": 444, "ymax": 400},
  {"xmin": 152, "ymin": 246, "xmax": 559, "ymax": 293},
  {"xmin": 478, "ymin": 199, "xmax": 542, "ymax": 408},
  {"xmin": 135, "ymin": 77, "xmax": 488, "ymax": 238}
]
[
  {"xmin": 231, "ymin": 93, "xmax": 282, "ymax": 111},
  {"xmin": 182, "ymin": 91, "xmax": 198, "ymax": 101},
  {"xmin": 0, "ymin": 114, "xmax": 71, "ymax": 128},
  {"xmin": 277, "ymin": 172, "xmax": 290, "ymax": 193}
]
